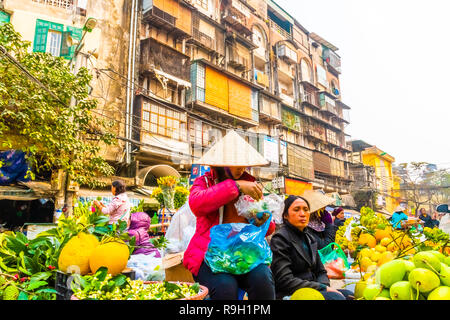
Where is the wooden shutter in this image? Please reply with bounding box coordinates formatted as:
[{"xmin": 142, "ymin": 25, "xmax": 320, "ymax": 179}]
[
  {"xmin": 0, "ymin": 11, "xmax": 10, "ymax": 24},
  {"xmin": 228, "ymin": 78, "xmax": 252, "ymax": 119},
  {"xmin": 205, "ymin": 66, "xmax": 229, "ymax": 111},
  {"xmin": 33, "ymin": 19, "xmax": 50, "ymax": 52},
  {"xmin": 61, "ymin": 26, "xmax": 82, "ymax": 59},
  {"xmin": 313, "ymin": 151, "xmax": 331, "ymax": 174}
]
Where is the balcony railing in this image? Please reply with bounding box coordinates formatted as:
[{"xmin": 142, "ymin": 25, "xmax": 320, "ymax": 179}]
[
  {"xmin": 32, "ymin": 0, "xmax": 73, "ymax": 10},
  {"xmin": 269, "ymin": 19, "xmax": 292, "ymax": 40},
  {"xmin": 192, "ymin": 28, "xmax": 216, "ymax": 51},
  {"xmin": 301, "ymin": 91, "xmax": 319, "ymax": 108},
  {"xmin": 280, "ymin": 92, "xmax": 295, "ymax": 107},
  {"xmin": 145, "ymin": 6, "xmax": 176, "ymax": 27}
]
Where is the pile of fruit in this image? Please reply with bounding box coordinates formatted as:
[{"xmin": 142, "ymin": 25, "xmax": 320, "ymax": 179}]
[
  {"xmin": 58, "ymin": 233, "xmax": 130, "ymax": 276},
  {"xmin": 356, "ymin": 250, "xmax": 450, "ymax": 300},
  {"xmin": 72, "ymin": 267, "xmax": 202, "ymax": 300}
]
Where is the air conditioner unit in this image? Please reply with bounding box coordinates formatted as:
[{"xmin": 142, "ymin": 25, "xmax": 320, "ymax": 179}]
[{"xmin": 277, "ymin": 44, "xmax": 297, "ymax": 64}]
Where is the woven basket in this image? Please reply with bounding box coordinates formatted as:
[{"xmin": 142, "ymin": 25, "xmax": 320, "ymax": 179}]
[
  {"xmin": 71, "ymin": 281, "xmax": 208, "ymax": 300},
  {"xmin": 144, "ymin": 281, "xmax": 209, "ymax": 300}
]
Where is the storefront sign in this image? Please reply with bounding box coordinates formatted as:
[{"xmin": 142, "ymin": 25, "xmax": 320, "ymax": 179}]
[
  {"xmin": 189, "ymin": 164, "xmax": 210, "ymax": 185},
  {"xmin": 284, "ymin": 178, "xmax": 313, "ymax": 196},
  {"xmin": 263, "ymin": 135, "xmax": 279, "ymax": 164}
]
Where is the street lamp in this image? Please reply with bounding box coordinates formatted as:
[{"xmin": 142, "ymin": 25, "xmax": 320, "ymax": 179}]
[{"xmin": 69, "ymin": 17, "xmax": 98, "ymax": 66}]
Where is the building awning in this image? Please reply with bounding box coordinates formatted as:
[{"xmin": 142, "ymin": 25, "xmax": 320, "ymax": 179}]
[{"xmin": 0, "ymin": 182, "xmax": 56, "ymax": 201}]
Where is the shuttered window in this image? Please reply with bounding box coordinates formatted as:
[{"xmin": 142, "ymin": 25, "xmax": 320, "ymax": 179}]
[
  {"xmin": 33, "ymin": 19, "xmax": 65, "ymax": 56},
  {"xmin": 228, "ymin": 78, "xmax": 251, "ymax": 119},
  {"xmin": 0, "ymin": 11, "xmax": 10, "ymax": 24},
  {"xmin": 205, "ymin": 66, "xmax": 229, "ymax": 111},
  {"xmin": 313, "ymin": 151, "xmax": 331, "ymax": 174},
  {"xmin": 61, "ymin": 26, "xmax": 83, "ymax": 59}
]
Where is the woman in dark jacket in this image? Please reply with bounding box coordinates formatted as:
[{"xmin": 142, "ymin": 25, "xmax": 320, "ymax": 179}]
[
  {"xmin": 270, "ymin": 195, "xmax": 353, "ymax": 300},
  {"xmin": 332, "ymin": 207, "xmax": 346, "ymax": 228}
]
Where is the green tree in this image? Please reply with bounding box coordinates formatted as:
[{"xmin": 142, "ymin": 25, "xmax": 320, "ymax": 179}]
[
  {"xmin": 0, "ymin": 23, "xmax": 115, "ymax": 187},
  {"xmin": 395, "ymin": 162, "xmax": 449, "ymax": 214}
]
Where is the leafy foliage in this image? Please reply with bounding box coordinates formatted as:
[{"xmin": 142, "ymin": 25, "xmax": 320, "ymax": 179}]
[{"xmin": 0, "ymin": 23, "xmax": 115, "ymax": 188}]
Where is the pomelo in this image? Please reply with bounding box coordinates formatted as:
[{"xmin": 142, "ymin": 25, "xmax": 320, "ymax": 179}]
[
  {"xmin": 290, "ymin": 287, "xmax": 325, "ymax": 300},
  {"xmin": 89, "ymin": 241, "xmax": 130, "ymax": 275},
  {"xmin": 58, "ymin": 232, "xmax": 100, "ymax": 275}
]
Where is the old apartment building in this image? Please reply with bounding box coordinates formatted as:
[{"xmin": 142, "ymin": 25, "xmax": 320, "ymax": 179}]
[{"xmin": 1, "ymin": 0, "xmax": 356, "ymax": 210}]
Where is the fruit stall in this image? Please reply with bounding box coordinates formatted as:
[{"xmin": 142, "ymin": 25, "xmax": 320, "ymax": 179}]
[{"xmin": 332, "ymin": 206, "xmax": 450, "ymax": 300}]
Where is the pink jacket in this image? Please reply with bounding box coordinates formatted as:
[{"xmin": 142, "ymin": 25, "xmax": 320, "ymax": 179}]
[
  {"xmin": 101, "ymin": 192, "xmax": 131, "ymax": 225},
  {"xmin": 183, "ymin": 169, "xmax": 275, "ymax": 276}
]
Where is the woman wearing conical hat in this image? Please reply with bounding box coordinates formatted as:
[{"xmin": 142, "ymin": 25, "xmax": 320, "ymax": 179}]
[{"xmin": 183, "ymin": 130, "xmax": 276, "ymax": 300}]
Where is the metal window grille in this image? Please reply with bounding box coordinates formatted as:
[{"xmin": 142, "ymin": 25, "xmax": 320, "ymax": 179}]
[{"xmin": 32, "ymin": 0, "xmax": 74, "ymax": 10}]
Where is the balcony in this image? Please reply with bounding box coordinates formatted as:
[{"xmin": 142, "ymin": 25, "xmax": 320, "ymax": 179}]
[
  {"xmin": 191, "ymin": 28, "xmax": 217, "ymax": 52},
  {"xmin": 279, "ymin": 92, "xmax": 295, "ymax": 107},
  {"xmin": 222, "ymin": 13, "xmax": 252, "ymax": 38},
  {"xmin": 304, "ymin": 125, "xmax": 326, "ymax": 142},
  {"xmin": 228, "ymin": 49, "xmax": 249, "ymax": 71},
  {"xmin": 255, "ymin": 70, "xmax": 269, "ymax": 88},
  {"xmin": 301, "ymin": 91, "xmax": 320, "ymax": 109},
  {"xmin": 140, "ymin": 38, "xmax": 190, "ymax": 83},
  {"xmin": 31, "ymin": 0, "xmax": 73, "ymax": 10},
  {"xmin": 269, "ymin": 19, "xmax": 292, "ymax": 40},
  {"xmin": 323, "ymin": 48, "xmax": 341, "ymax": 75}
]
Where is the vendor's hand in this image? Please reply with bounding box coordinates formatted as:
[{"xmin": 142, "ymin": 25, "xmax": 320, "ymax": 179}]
[
  {"xmin": 93, "ymin": 200, "xmax": 103, "ymax": 208},
  {"xmin": 326, "ymin": 287, "xmax": 343, "ymax": 294},
  {"xmin": 252, "ymin": 214, "xmax": 270, "ymax": 227},
  {"xmin": 236, "ymin": 180, "xmax": 263, "ymax": 201}
]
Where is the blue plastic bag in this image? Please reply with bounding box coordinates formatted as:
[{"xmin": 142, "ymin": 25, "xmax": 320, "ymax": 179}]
[{"xmin": 204, "ymin": 215, "xmax": 272, "ymax": 275}]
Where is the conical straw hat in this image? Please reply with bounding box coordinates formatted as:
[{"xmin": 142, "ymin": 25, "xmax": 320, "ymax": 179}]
[
  {"xmin": 194, "ymin": 130, "xmax": 269, "ymax": 167},
  {"xmin": 301, "ymin": 189, "xmax": 335, "ymax": 213}
]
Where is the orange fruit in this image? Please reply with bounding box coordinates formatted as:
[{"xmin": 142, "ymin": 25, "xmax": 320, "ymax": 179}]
[
  {"xmin": 375, "ymin": 228, "xmax": 391, "ymax": 242},
  {"xmin": 380, "ymin": 237, "xmax": 391, "ymax": 247},
  {"xmin": 89, "ymin": 241, "xmax": 130, "ymax": 275},
  {"xmin": 359, "ymin": 233, "xmax": 377, "ymax": 248},
  {"xmin": 377, "ymin": 251, "xmax": 394, "ymax": 266}
]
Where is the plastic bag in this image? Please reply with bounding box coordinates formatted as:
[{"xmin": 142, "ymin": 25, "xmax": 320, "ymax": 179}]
[
  {"xmin": 164, "ymin": 202, "xmax": 196, "ymax": 254},
  {"xmin": 204, "ymin": 215, "xmax": 273, "ymax": 275},
  {"xmin": 126, "ymin": 252, "xmax": 165, "ymax": 281},
  {"xmin": 318, "ymin": 242, "xmax": 349, "ymax": 279},
  {"xmin": 234, "ymin": 194, "xmax": 284, "ymax": 225}
]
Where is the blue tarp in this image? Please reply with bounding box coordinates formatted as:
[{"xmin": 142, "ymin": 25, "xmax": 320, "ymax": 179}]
[{"xmin": 0, "ymin": 150, "xmax": 32, "ymax": 185}]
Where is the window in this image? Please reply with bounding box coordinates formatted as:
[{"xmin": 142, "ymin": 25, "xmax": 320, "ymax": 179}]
[
  {"xmin": 300, "ymin": 59, "xmax": 312, "ymax": 83},
  {"xmin": 142, "ymin": 102, "xmax": 187, "ymax": 141},
  {"xmin": 47, "ymin": 30, "xmax": 62, "ymax": 57},
  {"xmin": 0, "ymin": 11, "xmax": 11, "ymax": 24},
  {"xmin": 196, "ymin": 0, "xmax": 208, "ymax": 10},
  {"xmin": 189, "ymin": 119, "xmax": 213, "ymax": 147},
  {"xmin": 33, "ymin": 19, "xmax": 82, "ymax": 59}
]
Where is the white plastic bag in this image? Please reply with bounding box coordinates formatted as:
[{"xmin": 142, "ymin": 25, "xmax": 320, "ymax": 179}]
[
  {"xmin": 165, "ymin": 202, "xmax": 196, "ymax": 254},
  {"xmin": 440, "ymin": 213, "xmax": 450, "ymax": 235},
  {"xmin": 126, "ymin": 252, "xmax": 165, "ymax": 281},
  {"xmin": 234, "ymin": 193, "xmax": 285, "ymax": 225}
]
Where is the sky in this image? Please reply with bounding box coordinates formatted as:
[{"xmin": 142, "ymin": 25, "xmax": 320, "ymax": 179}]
[{"xmin": 274, "ymin": 0, "xmax": 450, "ymax": 169}]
